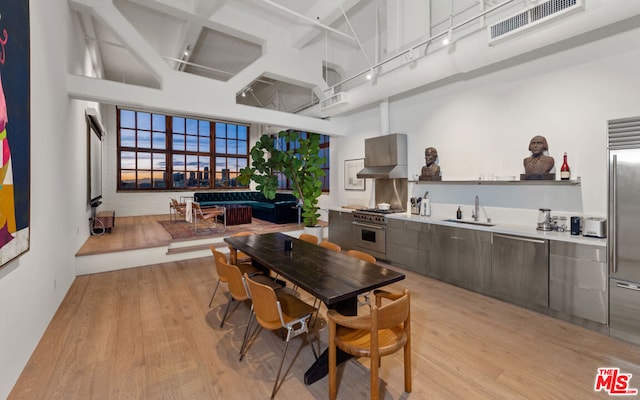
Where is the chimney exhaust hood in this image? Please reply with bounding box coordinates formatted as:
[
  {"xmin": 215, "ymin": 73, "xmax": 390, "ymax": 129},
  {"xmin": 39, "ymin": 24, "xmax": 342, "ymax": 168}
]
[{"xmin": 357, "ymin": 133, "xmax": 408, "ymax": 179}]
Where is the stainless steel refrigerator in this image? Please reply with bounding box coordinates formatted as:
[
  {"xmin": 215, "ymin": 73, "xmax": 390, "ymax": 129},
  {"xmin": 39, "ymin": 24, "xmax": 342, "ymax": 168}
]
[{"xmin": 609, "ymin": 116, "xmax": 640, "ymax": 345}]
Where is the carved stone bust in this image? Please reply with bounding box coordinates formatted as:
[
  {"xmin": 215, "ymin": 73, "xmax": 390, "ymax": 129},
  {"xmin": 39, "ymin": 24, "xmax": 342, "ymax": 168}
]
[
  {"xmin": 522, "ymin": 135, "xmax": 555, "ymax": 180},
  {"xmin": 419, "ymin": 147, "xmax": 441, "ymax": 181}
]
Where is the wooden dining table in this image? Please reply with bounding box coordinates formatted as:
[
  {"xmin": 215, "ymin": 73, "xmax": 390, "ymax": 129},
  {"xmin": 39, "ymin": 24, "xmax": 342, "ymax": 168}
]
[{"xmin": 224, "ymin": 232, "xmax": 406, "ymax": 384}]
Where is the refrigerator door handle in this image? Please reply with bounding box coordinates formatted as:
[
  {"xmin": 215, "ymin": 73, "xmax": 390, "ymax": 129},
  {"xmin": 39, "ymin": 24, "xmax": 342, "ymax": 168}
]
[
  {"xmin": 610, "ymin": 154, "xmax": 617, "ymax": 274},
  {"xmin": 616, "ymin": 282, "xmax": 640, "ymax": 291}
]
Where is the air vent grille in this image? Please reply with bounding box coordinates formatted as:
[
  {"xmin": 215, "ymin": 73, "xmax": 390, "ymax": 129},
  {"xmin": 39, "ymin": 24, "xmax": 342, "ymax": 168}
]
[
  {"xmin": 609, "ymin": 117, "xmax": 640, "ymax": 150},
  {"xmin": 320, "ymin": 92, "xmax": 348, "ymax": 111},
  {"xmin": 489, "ymin": 0, "xmax": 580, "ymax": 44}
]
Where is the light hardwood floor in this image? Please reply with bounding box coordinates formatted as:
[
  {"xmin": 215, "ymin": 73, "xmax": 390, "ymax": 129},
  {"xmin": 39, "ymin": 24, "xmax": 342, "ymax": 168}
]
[{"xmin": 11, "ymin": 224, "xmax": 640, "ymax": 399}]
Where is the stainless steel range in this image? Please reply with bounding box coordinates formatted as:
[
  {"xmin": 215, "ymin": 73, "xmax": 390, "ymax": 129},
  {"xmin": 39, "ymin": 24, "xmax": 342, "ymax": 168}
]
[{"xmin": 351, "ymin": 208, "xmax": 401, "ymax": 261}]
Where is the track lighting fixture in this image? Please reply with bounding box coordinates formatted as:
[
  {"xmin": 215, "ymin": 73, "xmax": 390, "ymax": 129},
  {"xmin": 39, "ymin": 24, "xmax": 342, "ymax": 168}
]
[
  {"xmin": 442, "ymin": 29, "xmax": 452, "ymax": 45},
  {"xmin": 366, "ymin": 68, "xmax": 374, "ymax": 80}
]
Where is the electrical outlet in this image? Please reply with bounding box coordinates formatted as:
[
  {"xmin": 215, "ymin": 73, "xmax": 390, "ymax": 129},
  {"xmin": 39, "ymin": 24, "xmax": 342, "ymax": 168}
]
[{"xmin": 53, "ymin": 278, "xmax": 57, "ymax": 289}]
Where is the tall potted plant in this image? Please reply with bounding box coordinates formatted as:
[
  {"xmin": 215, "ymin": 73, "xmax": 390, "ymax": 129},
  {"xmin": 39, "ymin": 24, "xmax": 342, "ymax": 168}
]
[{"xmin": 238, "ymin": 130, "xmax": 326, "ymax": 230}]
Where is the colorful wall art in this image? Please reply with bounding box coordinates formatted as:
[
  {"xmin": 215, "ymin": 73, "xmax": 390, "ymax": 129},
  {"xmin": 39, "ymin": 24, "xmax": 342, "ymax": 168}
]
[{"xmin": 0, "ymin": 1, "xmax": 30, "ymax": 268}]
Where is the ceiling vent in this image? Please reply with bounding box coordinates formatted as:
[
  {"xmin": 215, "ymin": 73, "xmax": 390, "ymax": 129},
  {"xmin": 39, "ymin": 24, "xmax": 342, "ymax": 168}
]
[
  {"xmin": 320, "ymin": 91, "xmax": 348, "ymax": 111},
  {"xmin": 488, "ymin": 0, "xmax": 582, "ymax": 45}
]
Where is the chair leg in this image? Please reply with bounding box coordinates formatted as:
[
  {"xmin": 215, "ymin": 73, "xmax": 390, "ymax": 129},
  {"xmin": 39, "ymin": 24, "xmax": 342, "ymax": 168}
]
[
  {"xmin": 239, "ymin": 317, "xmax": 262, "ymax": 362},
  {"xmin": 404, "ymin": 342, "xmax": 412, "ymax": 393},
  {"xmin": 208, "ymin": 279, "xmax": 221, "ymax": 307},
  {"xmin": 271, "ymin": 337, "xmax": 291, "ymax": 399},
  {"xmin": 239, "ymin": 310, "xmax": 255, "ymax": 361},
  {"xmin": 305, "ymin": 329, "xmax": 318, "ymax": 360},
  {"xmin": 220, "ymin": 296, "xmax": 235, "ymax": 328},
  {"xmin": 370, "ymin": 355, "xmax": 379, "ymax": 400}
]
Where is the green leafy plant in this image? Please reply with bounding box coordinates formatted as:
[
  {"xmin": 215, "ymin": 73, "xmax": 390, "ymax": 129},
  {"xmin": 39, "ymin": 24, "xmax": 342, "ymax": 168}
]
[{"xmin": 238, "ymin": 130, "xmax": 326, "ymax": 227}]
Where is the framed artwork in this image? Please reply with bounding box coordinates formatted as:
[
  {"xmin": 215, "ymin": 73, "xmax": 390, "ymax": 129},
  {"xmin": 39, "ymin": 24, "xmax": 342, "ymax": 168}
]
[
  {"xmin": 344, "ymin": 158, "xmax": 365, "ymax": 191},
  {"xmin": 0, "ymin": 1, "xmax": 31, "ymax": 269}
]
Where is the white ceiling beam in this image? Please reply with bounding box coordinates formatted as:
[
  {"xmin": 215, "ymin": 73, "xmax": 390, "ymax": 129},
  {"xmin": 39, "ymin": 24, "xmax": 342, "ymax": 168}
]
[
  {"xmin": 260, "ymin": 0, "xmax": 356, "ymax": 42},
  {"xmin": 66, "ymin": 73, "xmax": 346, "ymax": 136},
  {"xmin": 127, "ymin": 0, "xmax": 264, "ymax": 45},
  {"xmin": 69, "ymin": 0, "xmax": 172, "ymax": 83},
  {"xmin": 76, "ymin": 11, "xmax": 105, "ymax": 79},
  {"xmin": 290, "ymin": 0, "xmax": 364, "ymax": 49},
  {"xmin": 172, "ymin": 0, "xmax": 226, "ymax": 71}
]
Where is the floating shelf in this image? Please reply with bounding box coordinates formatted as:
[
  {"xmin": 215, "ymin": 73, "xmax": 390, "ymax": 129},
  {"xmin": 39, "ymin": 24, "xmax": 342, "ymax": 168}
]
[{"xmin": 409, "ymin": 178, "xmax": 581, "ymax": 186}]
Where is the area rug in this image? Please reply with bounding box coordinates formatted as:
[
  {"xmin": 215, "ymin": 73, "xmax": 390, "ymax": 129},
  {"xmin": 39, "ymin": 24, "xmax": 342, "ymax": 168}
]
[{"xmin": 158, "ymin": 218, "xmax": 301, "ymax": 240}]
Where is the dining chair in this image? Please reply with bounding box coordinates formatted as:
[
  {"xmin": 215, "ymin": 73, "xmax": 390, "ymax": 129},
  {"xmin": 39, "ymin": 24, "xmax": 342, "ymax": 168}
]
[
  {"xmin": 346, "ymin": 249, "xmax": 377, "ymax": 264},
  {"xmin": 218, "ymin": 257, "xmax": 282, "ymax": 328},
  {"xmin": 209, "ymin": 246, "xmax": 262, "ymax": 308},
  {"xmin": 298, "ymin": 233, "xmax": 319, "ymax": 244},
  {"xmin": 319, "ymin": 240, "xmax": 342, "ymax": 252},
  {"xmin": 242, "ymin": 273, "xmax": 319, "ymax": 399},
  {"xmin": 192, "ymin": 202, "xmax": 226, "ymax": 233},
  {"xmin": 327, "ymin": 289, "xmax": 411, "ymax": 400}
]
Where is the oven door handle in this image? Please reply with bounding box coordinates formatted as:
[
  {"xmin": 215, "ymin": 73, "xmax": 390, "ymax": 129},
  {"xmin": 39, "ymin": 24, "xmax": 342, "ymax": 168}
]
[{"xmin": 352, "ymin": 221, "xmax": 386, "ymax": 230}]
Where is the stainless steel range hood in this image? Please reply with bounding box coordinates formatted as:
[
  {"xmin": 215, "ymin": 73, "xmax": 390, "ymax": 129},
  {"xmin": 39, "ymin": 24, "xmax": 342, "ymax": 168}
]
[{"xmin": 357, "ymin": 133, "xmax": 408, "ymax": 179}]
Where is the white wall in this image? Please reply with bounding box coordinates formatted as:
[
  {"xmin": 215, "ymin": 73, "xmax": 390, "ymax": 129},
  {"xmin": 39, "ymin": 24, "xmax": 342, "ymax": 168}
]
[
  {"xmin": 0, "ymin": 1, "xmax": 94, "ymax": 398},
  {"xmin": 330, "ymin": 24, "xmax": 640, "ymax": 218}
]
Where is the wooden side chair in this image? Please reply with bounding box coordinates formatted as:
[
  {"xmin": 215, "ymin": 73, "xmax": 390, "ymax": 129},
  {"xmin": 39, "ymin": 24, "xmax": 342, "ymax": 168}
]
[
  {"xmin": 241, "ymin": 273, "xmax": 319, "ymax": 399},
  {"xmin": 217, "ymin": 257, "xmax": 282, "ymax": 328},
  {"xmin": 327, "ymin": 289, "xmax": 411, "ymax": 400},
  {"xmin": 208, "ymin": 246, "xmax": 262, "ymax": 308},
  {"xmin": 319, "ymin": 240, "xmax": 342, "ymax": 252},
  {"xmin": 192, "ymin": 202, "xmax": 226, "ymax": 233},
  {"xmin": 298, "ymin": 233, "xmax": 319, "ymax": 244}
]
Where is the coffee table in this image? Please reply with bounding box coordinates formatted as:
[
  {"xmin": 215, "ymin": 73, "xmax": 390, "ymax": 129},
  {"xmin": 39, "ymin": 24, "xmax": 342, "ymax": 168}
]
[{"xmin": 222, "ymin": 204, "xmax": 252, "ymax": 225}]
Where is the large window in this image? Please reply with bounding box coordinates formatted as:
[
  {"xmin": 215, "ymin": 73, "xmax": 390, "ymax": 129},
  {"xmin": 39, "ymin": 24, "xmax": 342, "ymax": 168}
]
[
  {"xmin": 117, "ymin": 108, "xmax": 249, "ymax": 190},
  {"xmin": 275, "ymin": 131, "xmax": 330, "ymax": 192}
]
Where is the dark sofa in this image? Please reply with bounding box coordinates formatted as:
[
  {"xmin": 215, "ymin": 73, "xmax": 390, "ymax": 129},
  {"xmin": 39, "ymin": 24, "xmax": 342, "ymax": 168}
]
[{"xmin": 193, "ymin": 191, "xmax": 299, "ymax": 224}]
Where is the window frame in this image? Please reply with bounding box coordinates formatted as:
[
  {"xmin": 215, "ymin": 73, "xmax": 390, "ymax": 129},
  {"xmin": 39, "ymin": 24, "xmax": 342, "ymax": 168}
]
[
  {"xmin": 275, "ymin": 131, "xmax": 330, "ymax": 193},
  {"xmin": 116, "ymin": 107, "xmax": 250, "ymax": 191}
]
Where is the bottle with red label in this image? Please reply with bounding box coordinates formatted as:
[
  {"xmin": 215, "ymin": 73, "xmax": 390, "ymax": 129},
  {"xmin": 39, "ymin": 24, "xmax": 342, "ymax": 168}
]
[{"xmin": 560, "ymin": 152, "xmax": 570, "ymax": 180}]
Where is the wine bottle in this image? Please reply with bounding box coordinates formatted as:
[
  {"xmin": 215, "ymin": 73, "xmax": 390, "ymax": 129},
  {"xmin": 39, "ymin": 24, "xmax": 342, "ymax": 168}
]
[{"xmin": 560, "ymin": 152, "xmax": 570, "ymax": 180}]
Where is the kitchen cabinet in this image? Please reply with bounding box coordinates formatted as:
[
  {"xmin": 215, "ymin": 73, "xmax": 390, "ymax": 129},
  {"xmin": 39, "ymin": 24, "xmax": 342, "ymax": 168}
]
[
  {"xmin": 328, "ymin": 210, "xmax": 353, "ymax": 249},
  {"xmin": 430, "ymin": 225, "xmax": 492, "ymax": 293},
  {"xmin": 491, "ymin": 233, "xmax": 549, "ymax": 309},
  {"xmin": 549, "ymin": 241, "xmax": 607, "ymax": 324},
  {"xmin": 387, "ymin": 219, "xmax": 431, "ymax": 274}
]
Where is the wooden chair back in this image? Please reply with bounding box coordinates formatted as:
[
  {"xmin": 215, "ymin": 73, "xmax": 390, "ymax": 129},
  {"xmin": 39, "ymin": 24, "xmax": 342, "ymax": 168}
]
[
  {"xmin": 319, "ymin": 240, "xmax": 341, "ymax": 252},
  {"xmin": 218, "ymin": 259, "xmax": 249, "ymax": 302},
  {"xmin": 244, "ymin": 274, "xmax": 283, "ymax": 331},
  {"xmin": 328, "ymin": 289, "xmax": 411, "ymax": 399},
  {"xmin": 299, "ymin": 233, "xmax": 319, "ymax": 244},
  {"xmin": 346, "ymin": 249, "xmax": 377, "ymax": 264},
  {"xmin": 210, "ymin": 246, "xmax": 228, "ymax": 283}
]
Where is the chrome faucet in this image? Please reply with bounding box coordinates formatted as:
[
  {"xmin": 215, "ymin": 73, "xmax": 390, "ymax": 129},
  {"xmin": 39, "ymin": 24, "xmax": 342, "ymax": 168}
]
[{"xmin": 473, "ymin": 195, "xmax": 480, "ymax": 222}]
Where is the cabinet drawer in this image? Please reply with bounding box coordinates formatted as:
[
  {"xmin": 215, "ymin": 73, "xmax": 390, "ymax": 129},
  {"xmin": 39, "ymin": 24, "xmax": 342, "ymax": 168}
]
[
  {"xmin": 549, "ymin": 255, "xmax": 607, "ymax": 290},
  {"xmin": 435, "ymin": 225, "xmax": 492, "ymax": 243},
  {"xmin": 550, "ymin": 241, "xmax": 606, "ymax": 262}
]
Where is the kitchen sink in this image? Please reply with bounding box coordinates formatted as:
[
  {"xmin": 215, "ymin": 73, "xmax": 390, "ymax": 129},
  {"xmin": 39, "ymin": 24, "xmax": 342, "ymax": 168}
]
[{"xmin": 442, "ymin": 218, "xmax": 495, "ymax": 227}]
